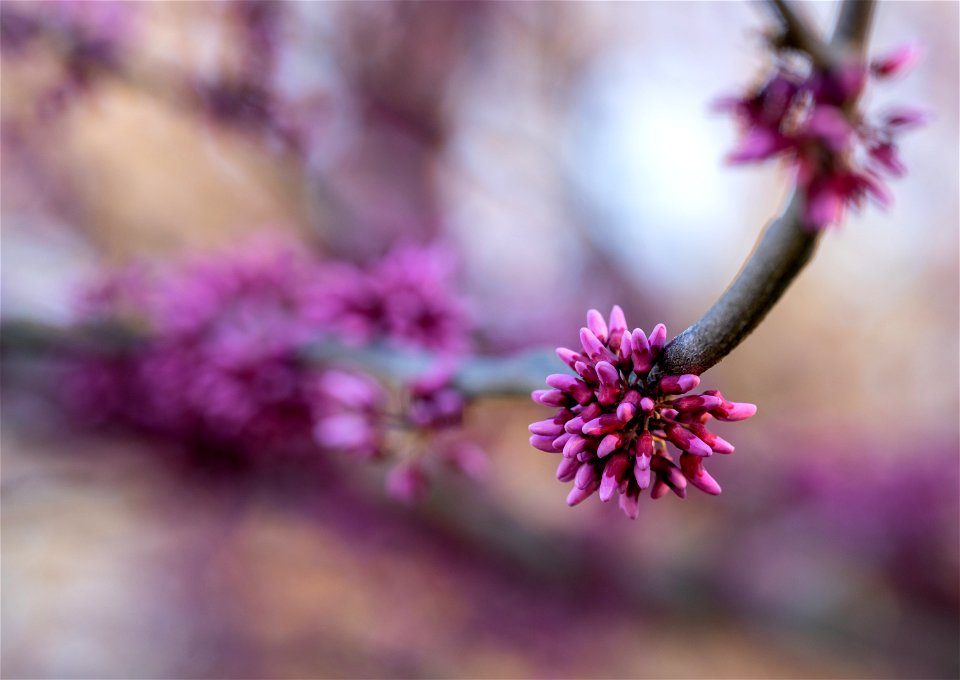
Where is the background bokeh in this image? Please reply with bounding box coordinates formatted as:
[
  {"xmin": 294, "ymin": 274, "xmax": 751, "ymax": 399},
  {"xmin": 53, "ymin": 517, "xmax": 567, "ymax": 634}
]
[{"xmin": 2, "ymin": 2, "xmax": 958, "ymax": 678}]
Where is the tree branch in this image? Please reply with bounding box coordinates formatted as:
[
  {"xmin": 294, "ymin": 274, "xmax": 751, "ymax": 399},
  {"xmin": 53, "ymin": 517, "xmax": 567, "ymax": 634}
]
[
  {"xmin": 765, "ymin": 0, "xmax": 834, "ymax": 68},
  {"xmin": 830, "ymin": 0, "xmax": 876, "ymax": 56},
  {"xmin": 652, "ymin": 193, "xmax": 819, "ymax": 379},
  {"xmin": 0, "ymin": 318, "xmax": 555, "ymax": 397}
]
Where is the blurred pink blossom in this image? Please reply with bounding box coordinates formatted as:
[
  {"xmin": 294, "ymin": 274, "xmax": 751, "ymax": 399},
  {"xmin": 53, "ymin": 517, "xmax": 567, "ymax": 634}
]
[
  {"xmin": 314, "ymin": 363, "xmax": 487, "ymax": 502},
  {"xmin": 718, "ymin": 44, "xmax": 927, "ymax": 228},
  {"xmin": 309, "ymin": 242, "xmax": 471, "ymax": 354}
]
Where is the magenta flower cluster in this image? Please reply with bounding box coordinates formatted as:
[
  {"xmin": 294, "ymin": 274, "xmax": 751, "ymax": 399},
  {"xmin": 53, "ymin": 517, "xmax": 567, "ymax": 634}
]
[
  {"xmin": 718, "ymin": 43, "xmax": 927, "ymax": 228},
  {"xmin": 529, "ymin": 307, "xmax": 756, "ymax": 518},
  {"xmin": 66, "ymin": 237, "xmax": 482, "ymax": 501},
  {"xmin": 311, "ymin": 242, "xmax": 471, "ymax": 354},
  {"xmin": 68, "ymin": 240, "xmax": 325, "ymax": 454}
]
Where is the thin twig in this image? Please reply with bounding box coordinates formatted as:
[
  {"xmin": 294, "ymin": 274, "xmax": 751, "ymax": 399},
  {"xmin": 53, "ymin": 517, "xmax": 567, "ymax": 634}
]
[
  {"xmin": 830, "ymin": 0, "xmax": 876, "ymax": 56},
  {"xmin": 766, "ymin": 0, "xmax": 835, "ymax": 68},
  {"xmin": 0, "ymin": 318, "xmax": 555, "ymax": 396}
]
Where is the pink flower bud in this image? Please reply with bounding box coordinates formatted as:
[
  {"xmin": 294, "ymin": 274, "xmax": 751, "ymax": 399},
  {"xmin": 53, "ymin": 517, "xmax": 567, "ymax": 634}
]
[
  {"xmin": 659, "ymin": 374, "xmax": 700, "ymax": 395},
  {"xmin": 579, "ymin": 327, "xmax": 610, "ymax": 362},
  {"xmin": 869, "ymin": 143, "xmax": 906, "ymax": 177},
  {"xmin": 563, "ymin": 435, "xmax": 590, "ymax": 459},
  {"xmin": 636, "ymin": 431, "xmax": 654, "ymax": 458},
  {"xmin": 665, "ymin": 423, "xmax": 713, "ymax": 457},
  {"xmin": 634, "ymin": 453, "xmax": 652, "ymax": 489},
  {"xmin": 564, "ymin": 416, "xmax": 585, "ymax": 435},
  {"xmin": 688, "ymin": 423, "xmax": 735, "ymax": 454},
  {"xmin": 617, "ymin": 328, "xmax": 633, "ymax": 360},
  {"xmin": 529, "ymin": 419, "xmax": 565, "ymax": 437},
  {"xmin": 546, "ymin": 374, "xmax": 594, "ymax": 404},
  {"xmin": 727, "ymin": 127, "xmax": 789, "ymax": 163},
  {"xmin": 648, "ymin": 324, "xmax": 667, "ymax": 356},
  {"xmin": 882, "ymin": 108, "xmax": 930, "ymax": 131},
  {"xmin": 708, "ymin": 395, "xmax": 758, "ymax": 422},
  {"xmin": 618, "ymin": 490, "xmax": 641, "ymax": 519},
  {"xmin": 574, "ymin": 361, "xmax": 599, "ymax": 386},
  {"xmin": 607, "ymin": 305, "xmax": 627, "ymax": 349},
  {"xmin": 599, "ymin": 453, "xmax": 630, "ymax": 502},
  {"xmin": 679, "ymin": 453, "xmax": 722, "ymax": 495},
  {"xmin": 597, "ymin": 433, "xmax": 623, "ymax": 458},
  {"xmin": 529, "ymin": 435, "xmax": 560, "ymax": 452},
  {"xmin": 575, "ymin": 462, "xmax": 598, "ymax": 490},
  {"xmin": 595, "ymin": 361, "xmax": 620, "ymax": 387},
  {"xmin": 871, "ymin": 43, "xmax": 923, "ymax": 78},
  {"xmin": 616, "ymin": 401, "xmax": 636, "ymax": 423},
  {"xmin": 652, "ymin": 457, "xmax": 687, "ymax": 498},
  {"xmin": 650, "ymin": 478, "xmax": 670, "ymax": 500},
  {"xmin": 586, "ymin": 309, "xmax": 608, "ymax": 343},
  {"xmin": 582, "ymin": 414, "xmax": 623, "ymax": 436},
  {"xmin": 669, "ymin": 394, "xmax": 723, "ymax": 412},
  {"xmin": 557, "ymin": 457, "xmax": 581, "ymax": 482},
  {"xmin": 579, "ymin": 402, "xmax": 602, "ymax": 422},
  {"xmin": 531, "ymin": 389, "xmax": 570, "ymax": 407},
  {"xmin": 566, "ymin": 478, "xmax": 600, "ymax": 506},
  {"xmin": 531, "ymin": 308, "xmax": 756, "ymax": 513},
  {"xmin": 555, "ymin": 346, "xmax": 582, "ymax": 369}
]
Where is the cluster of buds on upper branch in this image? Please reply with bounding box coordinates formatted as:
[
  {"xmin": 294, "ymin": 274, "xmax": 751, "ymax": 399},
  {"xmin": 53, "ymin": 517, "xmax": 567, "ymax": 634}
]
[
  {"xmin": 530, "ymin": 307, "xmax": 756, "ymax": 518},
  {"xmin": 718, "ymin": 41, "xmax": 927, "ymax": 228}
]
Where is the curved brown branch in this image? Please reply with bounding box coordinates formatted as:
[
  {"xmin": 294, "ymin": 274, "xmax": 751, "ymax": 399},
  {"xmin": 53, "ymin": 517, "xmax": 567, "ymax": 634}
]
[
  {"xmin": 766, "ymin": 0, "xmax": 834, "ymax": 68},
  {"xmin": 652, "ymin": 193, "xmax": 819, "ymax": 379},
  {"xmin": 830, "ymin": 0, "xmax": 876, "ymax": 54},
  {"xmin": 653, "ymin": 0, "xmax": 877, "ymax": 380}
]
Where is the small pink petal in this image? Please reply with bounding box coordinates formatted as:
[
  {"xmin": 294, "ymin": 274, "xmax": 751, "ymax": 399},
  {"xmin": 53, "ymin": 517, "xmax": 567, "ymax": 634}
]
[
  {"xmin": 680, "ymin": 453, "xmax": 722, "ymax": 495},
  {"xmin": 566, "ymin": 478, "xmax": 600, "ymax": 506},
  {"xmin": 557, "ymin": 457, "xmax": 581, "ymax": 482},
  {"xmin": 599, "ymin": 453, "xmax": 630, "ymax": 502},
  {"xmin": 597, "ymin": 433, "xmax": 622, "ymax": 458},
  {"xmin": 586, "ymin": 309, "xmax": 608, "ymax": 343},
  {"xmin": 618, "ymin": 491, "xmax": 641, "ymax": 519},
  {"xmin": 575, "ymin": 461, "xmax": 598, "ymax": 490},
  {"xmin": 659, "ymin": 374, "xmax": 700, "ymax": 395},
  {"xmin": 871, "ymin": 42, "xmax": 924, "ymax": 78},
  {"xmin": 530, "ymin": 434, "xmax": 561, "ymax": 452}
]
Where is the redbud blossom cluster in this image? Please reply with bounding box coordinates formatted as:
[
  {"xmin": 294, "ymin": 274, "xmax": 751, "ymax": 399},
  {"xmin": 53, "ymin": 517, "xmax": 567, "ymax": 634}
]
[
  {"xmin": 65, "ymin": 238, "xmax": 482, "ymax": 501},
  {"xmin": 310, "ymin": 243, "xmax": 471, "ymax": 354},
  {"xmin": 718, "ymin": 43, "xmax": 927, "ymax": 228},
  {"xmin": 530, "ymin": 307, "xmax": 756, "ymax": 518}
]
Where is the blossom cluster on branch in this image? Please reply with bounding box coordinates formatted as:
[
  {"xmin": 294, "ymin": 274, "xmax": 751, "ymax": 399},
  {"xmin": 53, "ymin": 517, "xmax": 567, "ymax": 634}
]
[
  {"xmin": 65, "ymin": 237, "xmax": 485, "ymax": 501},
  {"xmin": 529, "ymin": 307, "xmax": 756, "ymax": 518},
  {"xmin": 718, "ymin": 41, "xmax": 926, "ymax": 228}
]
